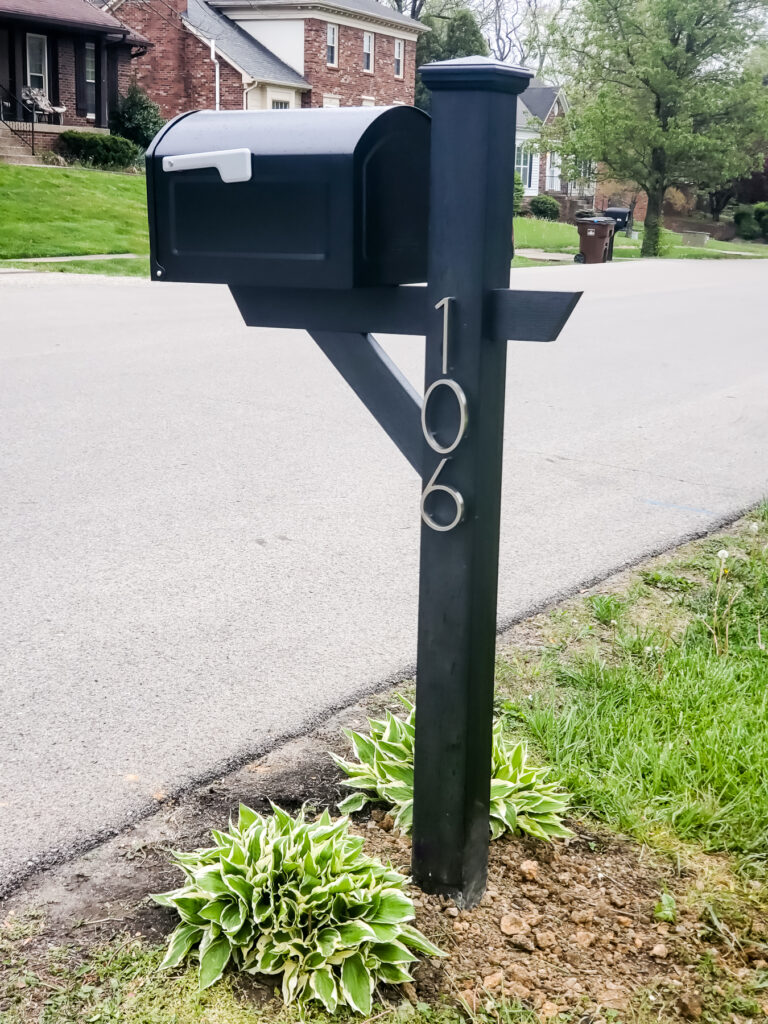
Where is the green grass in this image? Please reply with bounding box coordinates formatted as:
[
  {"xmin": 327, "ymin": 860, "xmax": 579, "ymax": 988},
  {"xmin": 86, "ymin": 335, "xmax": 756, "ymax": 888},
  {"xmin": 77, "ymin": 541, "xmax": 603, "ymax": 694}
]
[
  {"xmin": 0, "ymin": 257, "xmax": 150, "ymax": 277},
  {"xmin": 0, "ymin": 164, "xmax": 148, "ymax": 259},
  {"xmin": 513, "ymin": 214, "xmax": 768, "ymax": 260},
  {"xmin": 505, "ymin": 507, "xmax": 768, "ymax": 868},
  {"xmin": 513, "ymin": 217, "xmax": 580, "ymax": 252}
]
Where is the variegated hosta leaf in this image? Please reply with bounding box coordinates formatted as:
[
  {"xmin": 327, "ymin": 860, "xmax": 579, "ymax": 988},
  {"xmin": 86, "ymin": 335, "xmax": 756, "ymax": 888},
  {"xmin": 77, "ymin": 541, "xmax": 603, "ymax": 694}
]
[
  {"xmin": 152, "ymin": 803, "xmax": 444, "ymax": 1013},
  {"xmin": 332, "ymin": 697, "xmax": 572, "ymax": 843}
]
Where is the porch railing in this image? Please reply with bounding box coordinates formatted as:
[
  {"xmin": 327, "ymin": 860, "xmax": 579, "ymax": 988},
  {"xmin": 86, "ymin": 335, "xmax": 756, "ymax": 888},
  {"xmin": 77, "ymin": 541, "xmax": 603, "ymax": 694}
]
[
  {"xmin": 544, "ymin": 175, "xmax": 595, "ymax": 199},
  {"xmin": 0, "ymin": 84, "xmax": 35, "ymax": 154}
]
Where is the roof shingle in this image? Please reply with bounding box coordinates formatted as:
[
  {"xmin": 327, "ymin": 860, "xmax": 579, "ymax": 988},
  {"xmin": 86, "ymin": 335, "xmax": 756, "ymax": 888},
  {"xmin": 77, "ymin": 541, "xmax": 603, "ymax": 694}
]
[
  {"xmin": 184, "ymin": 0, "xmax": 309, "ymax": 87},
  {"xmin": 0, "ymin": 0, "xmax": 133, "ymax": 33}
]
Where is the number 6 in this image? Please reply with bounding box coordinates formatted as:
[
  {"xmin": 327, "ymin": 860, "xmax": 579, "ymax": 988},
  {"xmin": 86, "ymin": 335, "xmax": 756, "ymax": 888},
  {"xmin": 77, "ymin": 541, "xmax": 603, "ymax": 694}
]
[{"xmin": 420, "ymin": 458, "xmax": 465, "ymax": 532}]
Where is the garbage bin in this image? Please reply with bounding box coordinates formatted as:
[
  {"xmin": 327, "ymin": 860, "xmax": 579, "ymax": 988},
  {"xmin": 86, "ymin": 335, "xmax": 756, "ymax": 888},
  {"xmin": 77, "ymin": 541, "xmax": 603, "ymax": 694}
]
[
  {"xmin": 574, "ymin": 216, "xmax": 615, "ymax": 264},
  {"xmin": 603, "ymin": 206, "xmax": 631, "ymax": 231}
]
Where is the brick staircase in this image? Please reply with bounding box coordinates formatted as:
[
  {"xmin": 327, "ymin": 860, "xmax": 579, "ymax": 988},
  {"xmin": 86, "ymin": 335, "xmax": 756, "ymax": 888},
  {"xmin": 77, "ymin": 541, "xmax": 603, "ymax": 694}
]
[{"xmin": 0, "ymin": 122, "xmax": 38, "ymax": 165}]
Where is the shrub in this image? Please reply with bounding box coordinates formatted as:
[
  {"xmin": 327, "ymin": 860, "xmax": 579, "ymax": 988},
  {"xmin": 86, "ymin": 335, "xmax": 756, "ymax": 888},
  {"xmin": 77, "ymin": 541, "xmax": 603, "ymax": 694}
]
[
  {"xmin": 58, "ymin": 130, "xmax": 140, "ymax": 170},
  {"xmin": 529, "ymin": 194, "xmax": 561, "ymax": 221},
  {"xmin": 109, "ymin": 83, "xmax": 165, "ymax": 149},
  {"xmin": 753, "ymin": 201, "xmax": 768, "ymax": 238},
  {"xmin": 152, "ymin": 804, "xmax": 443, "ymax": 1013},
  {"xmin": 514, "ymin": 171, "xmax": 525, "ymax": 215},
  {"xmin": 333, "ymin": 696, "xmax": 571, "ymax": 841},
  {"xmin": 733, "ymin": 204, "xmax": 761, "ymax": 240}
]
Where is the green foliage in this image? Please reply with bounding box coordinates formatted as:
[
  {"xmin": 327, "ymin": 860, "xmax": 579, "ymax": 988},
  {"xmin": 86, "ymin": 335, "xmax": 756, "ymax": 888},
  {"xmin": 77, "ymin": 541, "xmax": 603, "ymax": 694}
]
[
  {"xmin": 332, "ymin": 697, "xmax": 571, "ymax": 842},
  {"xmin": 734, "ymin": 204, "xmax": 762, "ymax": 240},
  {"xmin": 654, "ymin": 891, "xmax": 677, "ymax": 923},
  {"xmin": 524, "ymin": 530, "xmax": 768, "ymax": 864},
  {"xmin": 58, "ymin": 130, "xmax": 140, "ymax": 170},
  {"xmin": 528, "ymin": 194, "xmax": 561, "ymax": 221},
  {"xmin": 514, "ymin": 172, "xmax": 525, "ymax": 215},
  {"xmin": 588, "ymin": 593, "xmax": 624, "ymax": 625},
  {"xmin": 547, "ymin": 0, "xmax": 768, "ymax": 256},
  {"xmin": 109, "ymin": 83, "xmax": 165, "ymax": 150},
  {"xmin": 415, "ymin": 9, "xmax": 488, "ymax": 111},
  {"xmin": 753, "ymin": 201, "xmax": 768, "ymax": 235},
  {"xmin": 152, "ymin": 804, "xmax": 443, "ymax": 1013}
]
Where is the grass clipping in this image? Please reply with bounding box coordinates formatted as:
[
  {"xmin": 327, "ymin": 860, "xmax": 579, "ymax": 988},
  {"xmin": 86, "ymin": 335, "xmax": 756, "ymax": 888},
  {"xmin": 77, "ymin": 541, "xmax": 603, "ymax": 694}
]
[
  {"xmin": 152, "ymin": 804, "xmax": 443, "ymax": 1014},
  {"xmin": 332, "ymin": 697, "xmax": 572, "ymax": 841}
]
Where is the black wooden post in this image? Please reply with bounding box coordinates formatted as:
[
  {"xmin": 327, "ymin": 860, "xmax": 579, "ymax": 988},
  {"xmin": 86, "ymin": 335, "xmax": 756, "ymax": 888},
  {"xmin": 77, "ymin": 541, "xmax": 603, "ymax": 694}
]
[{"xmin": 412, "ymin": 57, "xmax": 532, "ymax": 905}]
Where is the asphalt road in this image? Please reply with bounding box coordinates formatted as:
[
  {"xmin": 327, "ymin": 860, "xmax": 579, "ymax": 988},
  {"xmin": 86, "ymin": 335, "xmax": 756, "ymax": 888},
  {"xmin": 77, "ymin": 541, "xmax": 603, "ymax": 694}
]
[{"xmin": 2, "ymin": 260, "xmax": 767, "ymax": 892}]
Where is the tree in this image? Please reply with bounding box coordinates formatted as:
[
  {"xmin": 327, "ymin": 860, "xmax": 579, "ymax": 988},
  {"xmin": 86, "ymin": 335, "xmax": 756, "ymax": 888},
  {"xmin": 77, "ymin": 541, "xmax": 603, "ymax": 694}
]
[
  {"xmin": 414, "ymin": 9, "xmax": 488, "ymax": 111},
  {"xmin": 473, "ymin": 0, "xmax": 568, "ymax": 76},
  {"xmin": 547, "ymin": 0, "xmax": 768, "ymax": 256}
]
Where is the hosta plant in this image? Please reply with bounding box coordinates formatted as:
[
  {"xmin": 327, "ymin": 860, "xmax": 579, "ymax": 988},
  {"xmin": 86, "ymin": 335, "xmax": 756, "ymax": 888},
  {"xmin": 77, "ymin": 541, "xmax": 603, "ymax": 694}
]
[
  {"xmin": 332, "ymin": 697, "xmax": 572, "ymax": 841},
  {"xmin": 152, "ymin": 803, "xmax": 443, "ymax": 1014}
]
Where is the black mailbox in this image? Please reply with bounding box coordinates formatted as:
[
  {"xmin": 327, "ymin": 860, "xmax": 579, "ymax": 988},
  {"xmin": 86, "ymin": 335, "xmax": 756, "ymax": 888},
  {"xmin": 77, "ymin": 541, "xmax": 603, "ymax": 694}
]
[{"xmin": 146, "ymin": 106, "xmax": 430, "ymax": 289}]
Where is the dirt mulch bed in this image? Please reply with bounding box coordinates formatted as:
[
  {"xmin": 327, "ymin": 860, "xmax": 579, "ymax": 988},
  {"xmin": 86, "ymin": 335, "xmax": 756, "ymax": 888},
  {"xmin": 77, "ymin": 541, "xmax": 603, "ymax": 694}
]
[{"xmin": 355, "ymin": 812, "xmax": 715, "ymax": 1019}]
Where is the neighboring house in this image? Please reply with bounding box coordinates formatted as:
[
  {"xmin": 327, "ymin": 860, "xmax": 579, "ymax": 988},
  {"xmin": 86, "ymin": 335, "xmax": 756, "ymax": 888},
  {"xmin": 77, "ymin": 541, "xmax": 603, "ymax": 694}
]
[
  {"xmin": 0, "ymin": 0, "xmax": 147, "ymax": 159},
  {"xmin": 515, "ymin": 79, "xmax": 595, "ymax": 208},
  {"xmin": 100, "ymin": 0, "xmax": 425, "ymax": 116}
]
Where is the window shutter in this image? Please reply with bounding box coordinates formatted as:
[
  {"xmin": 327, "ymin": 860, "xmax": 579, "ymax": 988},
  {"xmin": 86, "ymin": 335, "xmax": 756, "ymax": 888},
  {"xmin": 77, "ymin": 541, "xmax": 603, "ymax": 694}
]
[{"xmin": 75, "ymin": 40, "xmax": 86, "ymax": 116}]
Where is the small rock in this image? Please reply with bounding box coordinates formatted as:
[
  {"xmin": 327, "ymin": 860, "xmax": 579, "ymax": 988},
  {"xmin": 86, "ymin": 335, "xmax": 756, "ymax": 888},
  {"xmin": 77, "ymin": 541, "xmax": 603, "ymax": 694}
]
[
  {"xmin": 453, "ymin": 920, "xmax": 470, "ymax": 933},
  {"xmin": 458, "ymin": 990, "xmax": 478, "ymax": 1012},
  {"xmin": 651, "ymin": 943, "xmax": 668, "ymax": 958},
  {"xmin": 520, "ymin": 859, "xmax": 539, "ymax": 881},
  {"xmin": 510, "ymin": 933, "xmax": 536, "ymax": 952},
  {"xmin": 507, "ymin": 981, "xmax": 531, "ymax": 1000},
  {"xmin": 540, "ymin": 1000, "xmax": 561, "ymax": 1019},
  {"xmin": 656, "ymin": 921, "xmax": 670, "ymax": 934},
  {"xmin": 378, "ymin": 813, "xmax": 395, "ymax": 832},
  {"xmin": 371, "ymin": 808, "xmax": 385, "ymax": 822},
  {"xmin": 445, "ymin": 906, "xmax": 459, "ymax": 917},
  {"xmin": 616, "ymin": 915, "xmax": 633, "ymax": 927},
  {"xmin": 573, "ymin": 929, "xmax": 596, "ymax": 948},
  {"xmin": 507, "ymin": 964, "xmax": 532, "ymax": 985},
  {"xmin": 483, "ymin": 971, "xmax": 504, "ymax": 991},
  {"xmin": 500, "ymin": 913, "xmax": 530, "ymax": 935},
  {"xmin": 401, "ymin": 982, "xmax": 419, "ymax": 1007},
  {"xmin": 534, "ymin": 929, "xmax": 557, "ymax": 949},
  {"xmin": 570, "ymin": 908, "xmax": 594, "ymax": 925},
  {"xmin": 677, "ymin": 991, "xmax": 703, "ymax": 1020},
  {"xmin": 598, "ymin": 981, "xmax": 629, "ymax": 1011},
  {"xmin": 609, "ymin": 892, "xmax": 627, "ymax": 907}
]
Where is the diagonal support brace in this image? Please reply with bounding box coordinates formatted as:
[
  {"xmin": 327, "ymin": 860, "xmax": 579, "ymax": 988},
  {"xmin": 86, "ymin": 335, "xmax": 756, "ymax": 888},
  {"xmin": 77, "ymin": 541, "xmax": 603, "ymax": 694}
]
[{"xmin": 310, "ymin": 331, "xmax": 423, "ymax": 473}]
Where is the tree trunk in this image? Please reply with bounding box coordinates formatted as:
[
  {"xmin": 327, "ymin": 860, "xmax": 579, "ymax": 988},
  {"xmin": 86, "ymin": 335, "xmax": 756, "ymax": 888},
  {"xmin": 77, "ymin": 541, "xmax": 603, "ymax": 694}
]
[{"xmin": 641, "ymin": 186, "xmax": 665, "ymax": 257}]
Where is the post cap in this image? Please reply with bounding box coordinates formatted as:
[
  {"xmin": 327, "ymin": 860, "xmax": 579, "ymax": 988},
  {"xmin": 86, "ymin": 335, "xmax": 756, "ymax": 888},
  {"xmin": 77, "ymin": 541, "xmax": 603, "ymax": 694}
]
[{"xmin": 419, "ymin": 56, "xmax": 533, "ymax": 95}]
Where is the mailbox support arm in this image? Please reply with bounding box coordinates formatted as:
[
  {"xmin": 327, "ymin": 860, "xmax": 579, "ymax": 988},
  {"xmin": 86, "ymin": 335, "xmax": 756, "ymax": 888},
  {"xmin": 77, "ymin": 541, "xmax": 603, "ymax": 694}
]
[
  {"xmin": 310, "ymin": 331, "xmax": 423, "ymax": 473},
  {"xmin": 231, "ymin": 285, "xmax": 582, "ymax": 343}
]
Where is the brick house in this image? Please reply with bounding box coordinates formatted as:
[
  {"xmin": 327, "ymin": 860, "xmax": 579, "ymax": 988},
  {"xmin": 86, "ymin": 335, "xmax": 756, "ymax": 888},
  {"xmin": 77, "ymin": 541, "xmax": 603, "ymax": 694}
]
[
  {"xmin": 0, "ymin": 0, "xmax": 147, "ymax": 160},
  {"xmin": 514, "ymin": 79, "xmax": 596, "ymax": 212},
  {"xmin": 100, "ymin": 0, "xmax": 425, "ymax": 116}
]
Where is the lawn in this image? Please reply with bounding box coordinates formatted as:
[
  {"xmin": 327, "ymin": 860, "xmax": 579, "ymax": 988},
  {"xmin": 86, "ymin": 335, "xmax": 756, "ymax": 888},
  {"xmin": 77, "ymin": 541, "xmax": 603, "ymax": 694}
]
[
  {"xmin": 0, "ymin": 164, "xmax": 148, "ymax": 259},
  {"xmin": 498, "ymin": 505, "xmax": 768, "ymax": 869},
  {"xmin": 513, "ymin": 214, "xmax": 768, "ymax": 260}
]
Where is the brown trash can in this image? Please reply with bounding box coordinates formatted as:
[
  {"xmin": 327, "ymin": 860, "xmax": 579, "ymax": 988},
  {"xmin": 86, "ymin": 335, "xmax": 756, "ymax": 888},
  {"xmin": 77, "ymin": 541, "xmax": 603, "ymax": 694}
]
[{"xmin": 574, "ymin": 216, "xmax": 615, "ymax": 264}]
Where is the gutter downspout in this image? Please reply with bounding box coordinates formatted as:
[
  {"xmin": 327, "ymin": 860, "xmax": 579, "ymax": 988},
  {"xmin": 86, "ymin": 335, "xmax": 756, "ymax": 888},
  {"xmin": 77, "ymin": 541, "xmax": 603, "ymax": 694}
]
[
  {"xmin": 209, "ymin": 37, "xmax": 220, "ymax": 110},
  {"xmin": 243, "ymin": 80, "xmax": 260, "ymax": 109}
]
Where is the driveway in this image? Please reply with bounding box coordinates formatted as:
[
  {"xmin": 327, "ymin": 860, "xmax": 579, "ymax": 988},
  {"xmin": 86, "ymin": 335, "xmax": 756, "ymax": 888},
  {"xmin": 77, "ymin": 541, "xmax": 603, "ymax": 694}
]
[{"xmin": 1, "ymin": 260, "xmax": 766, "ymax": 892}]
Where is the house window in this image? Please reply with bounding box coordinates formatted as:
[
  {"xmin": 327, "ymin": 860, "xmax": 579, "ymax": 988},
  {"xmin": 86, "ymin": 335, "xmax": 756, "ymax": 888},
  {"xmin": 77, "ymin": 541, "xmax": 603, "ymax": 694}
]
[
  {"xmin": 26, "ymin": 33, "xmax": 47, "ymax": 93},
  {"xmin": 326, "ymin": 24, "xmax": 338, "ymax": 67},
  {"xmin": 85, "ymin": 42, "xmax": 96, "ymax": 118},
  {"xmin": 272, "ymin": 100, "xmax": 289, "ymax": 109},
  {"xmin": 323, "ymin": 94, "xmax": 340, "ymax": 107},
  {"xmin": 363, "ymin": 32, "xmax": 374, "ymax": 72},
  {"xmin": 515, "ymin": 144, "xmax": 533, "ymax": 188},
  {"xmin": 394, "ymin": 38, "xmax": 404, "ymax": 78}
]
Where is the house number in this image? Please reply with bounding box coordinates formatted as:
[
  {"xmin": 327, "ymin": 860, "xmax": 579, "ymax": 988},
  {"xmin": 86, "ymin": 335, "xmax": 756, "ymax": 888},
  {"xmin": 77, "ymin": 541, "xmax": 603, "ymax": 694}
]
[{"xmin": 420, "ymin": 297, "xmax": 468, "ymax": 532}]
